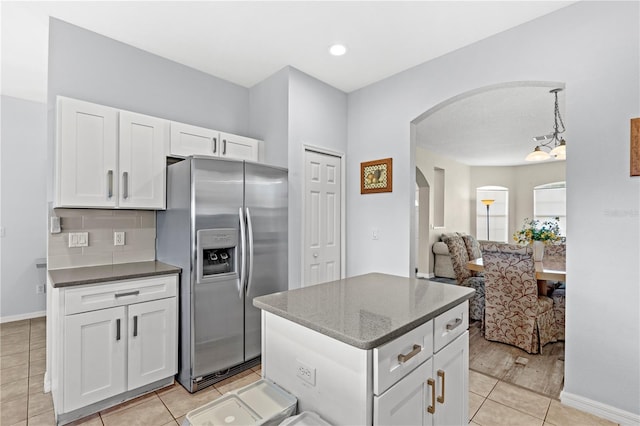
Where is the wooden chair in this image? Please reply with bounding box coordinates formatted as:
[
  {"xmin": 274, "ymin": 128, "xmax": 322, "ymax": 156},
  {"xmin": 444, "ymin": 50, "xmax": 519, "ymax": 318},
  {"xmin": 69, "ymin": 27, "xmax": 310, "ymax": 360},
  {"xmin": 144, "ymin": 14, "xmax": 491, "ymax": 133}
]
[{"xmin": 482, "ymin": 243, "xmax": 557, "ymax": 354}]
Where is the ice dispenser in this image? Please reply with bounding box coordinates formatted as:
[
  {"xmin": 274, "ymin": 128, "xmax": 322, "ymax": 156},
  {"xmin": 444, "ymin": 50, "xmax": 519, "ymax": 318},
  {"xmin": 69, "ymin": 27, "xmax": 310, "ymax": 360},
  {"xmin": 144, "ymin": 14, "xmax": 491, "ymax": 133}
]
[{"xmin": 196, "ymin": 229, "xmax": 237, "ymax": 282}]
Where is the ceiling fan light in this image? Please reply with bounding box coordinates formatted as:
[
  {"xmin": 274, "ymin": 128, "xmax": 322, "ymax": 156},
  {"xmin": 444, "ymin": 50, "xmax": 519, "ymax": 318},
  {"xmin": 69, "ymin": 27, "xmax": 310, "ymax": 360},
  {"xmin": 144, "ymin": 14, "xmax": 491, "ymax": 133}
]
[
  {"xmin": 525, "ymin": 146, "xmax": 551, "ymax": 161},
  {"xmin": 550, "ymin": 139, "xmax": 566, "ymax": 158}
]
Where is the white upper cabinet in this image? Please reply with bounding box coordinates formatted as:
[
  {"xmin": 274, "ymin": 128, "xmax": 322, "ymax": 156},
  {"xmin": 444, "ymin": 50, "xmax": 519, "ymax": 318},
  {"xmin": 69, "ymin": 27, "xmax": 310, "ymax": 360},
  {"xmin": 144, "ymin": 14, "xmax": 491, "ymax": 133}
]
[
  {"xmin": 118, "ymin": 111, "xmax": 167, "ymax": 209},
  {"xmin": 170, "ymin": 121, "xmax": 261, "ymax": 162},
  {"xmin": 56, "ymin": 97, "xmax": 119, "ymax": 208},
  {"xmin": 55, "ymin": 97, "xmax": 167, "ymax": 209},
  {"xmin": 219, "ymin": 132, "xmax": 260, "ymax": 162}
]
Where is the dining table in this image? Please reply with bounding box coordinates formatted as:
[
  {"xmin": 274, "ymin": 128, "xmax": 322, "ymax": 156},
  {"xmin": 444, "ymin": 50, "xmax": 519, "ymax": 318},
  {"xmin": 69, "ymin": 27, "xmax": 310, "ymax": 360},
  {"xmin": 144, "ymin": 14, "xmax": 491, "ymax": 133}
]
[{"xmin": 467, "ymin": 256, "xmax": 566, "ymax": 296}]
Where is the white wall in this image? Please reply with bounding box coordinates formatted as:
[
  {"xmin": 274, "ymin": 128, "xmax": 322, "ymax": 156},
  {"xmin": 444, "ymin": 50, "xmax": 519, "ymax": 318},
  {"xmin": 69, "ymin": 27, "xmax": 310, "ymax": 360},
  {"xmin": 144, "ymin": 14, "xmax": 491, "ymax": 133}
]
[
  {"xmin": 347, "ymin": 1, "xmax": 639, "ymax": 419},
  {"xmin": 470, "ymin": 161, "xmax": 566, "ymax": 239},
  {"xmin": 0, "ymin": 96, "xmax": 47, "ymax": 321}
]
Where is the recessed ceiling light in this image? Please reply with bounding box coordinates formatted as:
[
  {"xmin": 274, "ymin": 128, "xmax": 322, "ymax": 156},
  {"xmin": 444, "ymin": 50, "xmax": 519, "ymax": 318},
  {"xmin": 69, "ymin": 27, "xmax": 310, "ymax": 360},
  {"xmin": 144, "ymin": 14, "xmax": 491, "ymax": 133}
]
[{"xmin": 329, "ymin": 44, "xmax": 347, "ymax": 56}]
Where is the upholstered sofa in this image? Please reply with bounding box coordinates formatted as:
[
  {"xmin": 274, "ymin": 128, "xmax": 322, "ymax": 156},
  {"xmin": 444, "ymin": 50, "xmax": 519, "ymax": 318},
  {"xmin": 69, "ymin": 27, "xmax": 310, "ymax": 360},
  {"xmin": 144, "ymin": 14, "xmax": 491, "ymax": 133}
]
[{"xmin": 433, "ymin": 240, "xmax": 456, "ymax": 279}]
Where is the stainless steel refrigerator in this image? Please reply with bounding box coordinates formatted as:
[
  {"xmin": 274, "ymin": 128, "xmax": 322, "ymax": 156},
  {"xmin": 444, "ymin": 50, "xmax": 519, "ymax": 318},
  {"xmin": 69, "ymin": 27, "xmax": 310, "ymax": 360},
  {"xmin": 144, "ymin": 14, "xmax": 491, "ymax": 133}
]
[{"xmin": 156, "ymin": 156, "xmax": 288, "ymax": 392}]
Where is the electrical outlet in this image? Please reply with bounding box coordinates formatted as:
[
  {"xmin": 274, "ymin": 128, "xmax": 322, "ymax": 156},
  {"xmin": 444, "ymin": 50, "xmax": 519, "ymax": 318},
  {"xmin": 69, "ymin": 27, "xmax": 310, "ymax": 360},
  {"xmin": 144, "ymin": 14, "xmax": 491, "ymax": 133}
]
[
  {"xmin": 296, "ymin": 360, "xmax": 316, "ymax": 386},
  {"xmin": 36, "ymin": 285, "xmax": 45, "ymax": 294},
  {"xmin": 114, "ymin": 231, "xmax": 125, "ymax": 246}
]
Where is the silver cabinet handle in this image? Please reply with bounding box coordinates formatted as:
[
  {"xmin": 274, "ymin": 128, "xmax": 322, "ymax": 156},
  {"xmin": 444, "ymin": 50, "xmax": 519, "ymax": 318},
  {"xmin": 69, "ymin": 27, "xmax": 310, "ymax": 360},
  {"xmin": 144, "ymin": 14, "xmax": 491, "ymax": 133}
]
[
  {"xmin": 107, "ymin": 170, "xmax": 114, "ymax": 198},
  {"xmin": 115, "ymin": 290, "xmax": 139, "ymax": 298},
  {"xmin": 133, "ymin": 315, "xmax": 138, "ymax": 337},
  {"xmin": 116, "ymin": 318, "xmax": 121, "ymax": 341},
  {"xmin": 397, "ymin": 344, "xmax": 421, "ymax": 363},
  {"xmin": 437, "ymin": 370, "xmax": 445, "ymax": 404},
  {"xmin": 223, "ymin": 139, "xmax": 227, "ymax": 155},
  {"xmin": 122, "ymin": 172, "xmax": 129, "ymax": 199},
  {"xmin": 238, "ymin": 208, "xmax": 247, "ymax": 299},
  {"xmin": 445, "ymin": 317, "xmax": 463, "ymax": 331},
  {"xmin": 245, "ymin": 208, "xmax": 254, "ymax": 296},
  {"xmin": 213, "ymin": 137, "xmax": 217, "ymax": 154}
]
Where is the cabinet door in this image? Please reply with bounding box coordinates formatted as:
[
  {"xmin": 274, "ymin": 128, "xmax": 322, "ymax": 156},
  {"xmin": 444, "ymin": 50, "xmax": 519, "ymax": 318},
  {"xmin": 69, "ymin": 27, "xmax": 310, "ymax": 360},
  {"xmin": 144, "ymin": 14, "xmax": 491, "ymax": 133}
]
[
  {"xmin": 127, "ymin": 297, "xmax": 177, "ymax": 390},
  {"xmin": 57, "ymin": 97, "xmax": 118, "ymax": 207},
  {"xmin": 119, "ymin": 111, "xmax": 167, "ymax": 209},
  {"xmin": 374, "ymin": 359, "xmax": 432, "ymax": 426},
  {"xmin": 64, "ymin": 306, "xmax": 126, "ymax": 412},
  {"xmin": 170, "ymin": 121, "xmax": 219, "ymax": 157},
  {"xmin": 433, "ymin": 331, "xmax": 469, "ymax": 426},
  {"xmin": 219, "ymin": 132, "xmax": 260, "ymax": 161}
]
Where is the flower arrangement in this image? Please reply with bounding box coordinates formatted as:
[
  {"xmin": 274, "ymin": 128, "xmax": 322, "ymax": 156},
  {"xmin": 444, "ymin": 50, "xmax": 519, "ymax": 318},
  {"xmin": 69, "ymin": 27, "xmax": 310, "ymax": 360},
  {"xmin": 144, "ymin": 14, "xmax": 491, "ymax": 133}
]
[{"xmin": 513, "ymin": 217, "xmax": 561, "ymax": 245}]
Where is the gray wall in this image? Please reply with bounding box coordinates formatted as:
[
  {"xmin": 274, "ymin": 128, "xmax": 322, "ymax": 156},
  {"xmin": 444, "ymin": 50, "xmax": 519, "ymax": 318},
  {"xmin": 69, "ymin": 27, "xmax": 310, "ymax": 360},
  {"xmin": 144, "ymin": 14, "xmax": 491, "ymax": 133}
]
[
  {"xmin": 1, "ymin": 96, "xmax": 47, "ymax": 319},
  {"xmin": 347, "ymin": 1, "xmax": 639, "ymax": 418},
  {"xmin": 287, "ymin": 68, "xmax": 348, "ymax": 288}
]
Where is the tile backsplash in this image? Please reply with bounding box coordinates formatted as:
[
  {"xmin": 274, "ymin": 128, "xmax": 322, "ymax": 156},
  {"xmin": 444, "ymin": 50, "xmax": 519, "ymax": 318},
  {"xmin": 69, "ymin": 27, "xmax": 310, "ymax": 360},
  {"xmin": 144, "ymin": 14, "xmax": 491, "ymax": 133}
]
[{"xmin": 48, "ymin": 209, "xmax": 156, "ymax": 270}]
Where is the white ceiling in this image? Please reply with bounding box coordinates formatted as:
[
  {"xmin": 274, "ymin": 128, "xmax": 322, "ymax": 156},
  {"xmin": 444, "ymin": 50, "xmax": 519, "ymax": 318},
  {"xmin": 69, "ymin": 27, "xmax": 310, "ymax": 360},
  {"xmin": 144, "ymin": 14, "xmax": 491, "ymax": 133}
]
[{"xmin": 0, "ymin": 1, "xmax": 575, "ymax": 166}]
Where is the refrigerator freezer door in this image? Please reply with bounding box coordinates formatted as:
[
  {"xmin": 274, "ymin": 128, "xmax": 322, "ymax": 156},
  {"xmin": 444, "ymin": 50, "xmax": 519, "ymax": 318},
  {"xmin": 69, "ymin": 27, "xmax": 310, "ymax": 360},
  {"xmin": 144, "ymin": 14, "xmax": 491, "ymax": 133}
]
[
  {"xmin": 192, "ymin": 158, "xmax": 245, "ymax": 377},
  {"xmin": 243, "ymin": 162, "xmax": 288, "ymax": 360}
]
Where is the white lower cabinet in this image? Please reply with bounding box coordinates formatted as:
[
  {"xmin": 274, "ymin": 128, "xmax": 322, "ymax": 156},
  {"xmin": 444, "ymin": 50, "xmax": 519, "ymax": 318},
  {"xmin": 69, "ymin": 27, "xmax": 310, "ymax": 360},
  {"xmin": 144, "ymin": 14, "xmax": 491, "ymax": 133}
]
[
  {"xmin": 52, "ymin": 275, "xmax": 178, "ymax": 422},
  {"xmin": 373, "ymin": 332, "xmax": 468, "ymax": 426},
  {"xmin": 262, "ymin": 300, "xmax": 469, "ymax": 426},
  {"xmin": 64, "ymin": 306, "xmax": 126, "ymax": 412}
]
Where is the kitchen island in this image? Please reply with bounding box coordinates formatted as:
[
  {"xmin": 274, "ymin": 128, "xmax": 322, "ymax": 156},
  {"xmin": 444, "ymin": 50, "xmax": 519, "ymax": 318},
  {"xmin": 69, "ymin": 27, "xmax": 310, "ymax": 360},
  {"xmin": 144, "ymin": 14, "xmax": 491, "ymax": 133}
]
[{"xmin": 254, "ymin": 272, "xmax": 475, "ymax": 426}]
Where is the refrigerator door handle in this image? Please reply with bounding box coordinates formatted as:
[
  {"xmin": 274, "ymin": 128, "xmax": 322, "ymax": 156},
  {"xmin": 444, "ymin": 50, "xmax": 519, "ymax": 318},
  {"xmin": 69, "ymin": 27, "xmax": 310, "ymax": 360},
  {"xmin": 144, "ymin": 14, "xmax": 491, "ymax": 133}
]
[
  {"xmin": 238, "ymin": 207, "xmax": 247, "ymax": 298},
  {"xmin": 245, "ymin": 207, "xmax": 255, "ymax": 295}
]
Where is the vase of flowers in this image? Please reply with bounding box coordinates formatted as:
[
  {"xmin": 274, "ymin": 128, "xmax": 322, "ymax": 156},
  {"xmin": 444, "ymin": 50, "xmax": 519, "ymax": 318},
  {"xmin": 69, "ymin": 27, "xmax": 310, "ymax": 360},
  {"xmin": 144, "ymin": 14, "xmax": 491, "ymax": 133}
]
[{"xmin": 513, "ymin": 217, "xmax": 561, "ymax": 261}]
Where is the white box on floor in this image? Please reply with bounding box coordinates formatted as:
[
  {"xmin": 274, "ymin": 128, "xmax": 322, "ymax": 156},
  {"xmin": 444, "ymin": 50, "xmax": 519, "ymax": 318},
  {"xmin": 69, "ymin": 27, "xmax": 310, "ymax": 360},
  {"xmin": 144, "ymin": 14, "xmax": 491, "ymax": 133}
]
[
  {"xmin": 279, "ymin": 411, "xmax": 331, "ymax": 426},
  {"xmin": 184, "ymin": 379, "xmax": 297, "ymax": 426}
]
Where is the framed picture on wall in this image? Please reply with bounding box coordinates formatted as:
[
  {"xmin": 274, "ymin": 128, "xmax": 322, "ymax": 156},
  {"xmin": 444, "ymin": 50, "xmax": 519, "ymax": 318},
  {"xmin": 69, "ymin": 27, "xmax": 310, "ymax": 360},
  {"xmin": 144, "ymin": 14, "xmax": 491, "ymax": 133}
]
[
  {"xmin": 631, "ymin": 118, "xmax": 640, "ymax": 176},
  {"xmin": 361, "ymin": 158, "xmax": 393, "ymax": 194}
]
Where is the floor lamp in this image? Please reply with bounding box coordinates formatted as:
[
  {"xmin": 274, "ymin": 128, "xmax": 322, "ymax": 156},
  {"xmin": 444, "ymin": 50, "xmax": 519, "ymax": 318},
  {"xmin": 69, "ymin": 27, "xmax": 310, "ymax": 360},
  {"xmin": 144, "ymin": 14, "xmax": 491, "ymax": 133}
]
[{"xmin": 481, "ymin": 199, "xmax": 495, "ymax": 241}]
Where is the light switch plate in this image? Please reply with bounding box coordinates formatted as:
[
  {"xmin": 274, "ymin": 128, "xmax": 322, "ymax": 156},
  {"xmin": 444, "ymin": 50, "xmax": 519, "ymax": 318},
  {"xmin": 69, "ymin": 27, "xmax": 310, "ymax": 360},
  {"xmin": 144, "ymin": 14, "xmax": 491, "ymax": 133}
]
[{"xmin": 68, "ymin": 232, "xmax": 89, "ymax": 248}]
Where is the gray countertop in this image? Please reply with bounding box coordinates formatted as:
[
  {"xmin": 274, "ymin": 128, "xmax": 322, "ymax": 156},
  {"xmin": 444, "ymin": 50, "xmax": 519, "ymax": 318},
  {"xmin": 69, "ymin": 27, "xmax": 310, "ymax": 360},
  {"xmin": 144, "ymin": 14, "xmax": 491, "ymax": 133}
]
[
  {"xmin": 253, "ymin": 272, "xmax": 474, "ymax": 349},
  {"xmin": 49, "ymin": 261, "xmax": 181, "ymax": 288}
]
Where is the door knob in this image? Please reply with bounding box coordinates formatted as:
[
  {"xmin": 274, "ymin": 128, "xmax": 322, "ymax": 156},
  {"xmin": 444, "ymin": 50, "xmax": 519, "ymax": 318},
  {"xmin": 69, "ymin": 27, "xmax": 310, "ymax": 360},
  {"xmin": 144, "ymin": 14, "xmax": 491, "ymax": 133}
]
[{"xmin": 313, "ymin": 253, "xmax": 319, "ymax": 258}]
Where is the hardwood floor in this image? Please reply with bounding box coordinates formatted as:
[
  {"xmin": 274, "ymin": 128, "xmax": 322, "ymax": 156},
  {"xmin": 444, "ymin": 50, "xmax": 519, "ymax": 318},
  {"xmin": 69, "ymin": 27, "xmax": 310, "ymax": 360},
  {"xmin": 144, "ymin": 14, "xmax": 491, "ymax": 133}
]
[{"xmin": 469, "ymin": 320, "xmax": 565, "ymax": 399}]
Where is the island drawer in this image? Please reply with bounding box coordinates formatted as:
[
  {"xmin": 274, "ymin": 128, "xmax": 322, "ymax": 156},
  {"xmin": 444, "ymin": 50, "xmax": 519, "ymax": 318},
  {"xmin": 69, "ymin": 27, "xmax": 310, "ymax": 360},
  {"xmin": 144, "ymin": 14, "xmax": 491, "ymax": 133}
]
[
  {"xmin": 64, "ymin": 275, "xmax": 178, "ymax": 315},
  {"xmin": 373, "ymin": 319, "xmax": 434, "ymax": 395},
  {"xmin": 434, "ymin": 300, "xmax": 468, "ymax": 352}
]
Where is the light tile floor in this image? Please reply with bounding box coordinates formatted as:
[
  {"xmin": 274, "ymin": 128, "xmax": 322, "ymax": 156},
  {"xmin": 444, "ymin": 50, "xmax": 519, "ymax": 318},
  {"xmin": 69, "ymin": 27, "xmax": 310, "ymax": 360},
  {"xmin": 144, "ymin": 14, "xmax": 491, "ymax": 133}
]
[{"xmin": 1, "ymin": 318, "xmax": 618, "ymax": 425}]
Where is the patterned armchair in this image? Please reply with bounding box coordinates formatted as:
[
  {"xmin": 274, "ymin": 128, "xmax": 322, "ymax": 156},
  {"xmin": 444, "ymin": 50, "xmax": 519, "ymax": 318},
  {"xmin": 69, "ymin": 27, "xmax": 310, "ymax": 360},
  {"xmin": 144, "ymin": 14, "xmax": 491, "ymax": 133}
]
[
  {"xmin": 482, "ymin": 243, "xmax": 557, "ymax": 354},
  {"xmin": 544, "ymin": 242, "xmax": 566, "ymax": 340},
  {"xmin": 442, "ymin": 234, "xmax": 485, "ymax": 321}
]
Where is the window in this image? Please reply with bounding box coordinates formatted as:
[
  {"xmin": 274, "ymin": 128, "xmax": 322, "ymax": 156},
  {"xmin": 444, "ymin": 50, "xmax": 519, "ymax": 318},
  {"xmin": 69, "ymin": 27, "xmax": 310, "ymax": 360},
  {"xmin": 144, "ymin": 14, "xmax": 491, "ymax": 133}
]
[
  {"xmin": 534, "ymin": 182, "xmax": 566, "ymax": 236},
  {"xmin": 476, "ymin": 186, "xmax": 508, "ymax": 242}
]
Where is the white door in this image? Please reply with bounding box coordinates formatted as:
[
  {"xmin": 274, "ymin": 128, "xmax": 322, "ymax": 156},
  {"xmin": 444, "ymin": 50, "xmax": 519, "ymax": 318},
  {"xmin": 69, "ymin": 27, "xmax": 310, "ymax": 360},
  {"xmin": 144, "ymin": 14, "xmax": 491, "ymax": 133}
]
[
  {"xmin": 303, "ymin": 150, "xmax": 342, "ymax": 286},
  {"xmin": 374, "ymin": 359, "xmax": 432, "ymax": 426},
  {"xmin": 56, "ymin": 97, "xmax": 118, "ymax": 207},
  {"xmin": 219, "ymin": 132, "xmax": 260, "ymax": 161},
  {"xmin": 63, "ymin": 306, "xmax": 126, "ymax": 412},
  {"xmin": 119, "ymin": 111, "xmax": 167, "ymax": 209},
  {"xmin": 169, "ymin": 121, "xmax": 219, "ymax": 157},
  {"xmin": 127, "ymin": 298, "xmax": 177, "ymax": 390},
  {"xmin": 433, "ymin": 331, "xmax": 469, "ymax": 425}
]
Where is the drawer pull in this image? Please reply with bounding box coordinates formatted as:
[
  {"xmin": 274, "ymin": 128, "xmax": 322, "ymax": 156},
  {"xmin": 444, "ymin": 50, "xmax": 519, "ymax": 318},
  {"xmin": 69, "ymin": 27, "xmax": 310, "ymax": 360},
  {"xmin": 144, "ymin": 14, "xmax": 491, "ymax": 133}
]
[
  {"xmin": 445, "ymin": 317, "xmax": 463, "ymax": 331},
  {"xmin": 116, "ymin": 318, "xmax": 121, "ymax": 341},
  {"xmin": 133, "ymin": 315, "xmax": 138, "ymax": 337},
  {"xmin": 115, "ymin": 290, "xmax": 140, "ymax": 298},
  {"xmin": 427, "ymin": 378, "xmax": 436, "ymax": 414},
  {"xmin": 437, "ymin": 370, "xmax": 445, "ymax": 404},
  {"xmin": 397, "ymin": 344, "xmax": 422, "ymax": 363}
]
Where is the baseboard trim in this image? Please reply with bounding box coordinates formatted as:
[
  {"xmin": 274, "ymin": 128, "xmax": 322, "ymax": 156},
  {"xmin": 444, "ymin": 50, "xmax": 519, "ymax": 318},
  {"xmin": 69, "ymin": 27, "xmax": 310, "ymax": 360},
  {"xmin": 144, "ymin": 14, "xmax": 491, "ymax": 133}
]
[
  {"xmin": 560, "ymin": 390, "xmax": 640, "ymax": 425},
  {"xmin": 416, "ymin": 272, "xmax": 434, "ymax": 279},
  {"xmin": 0, "ymin": 310, "xmax": 46, "ymax": 323}
]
